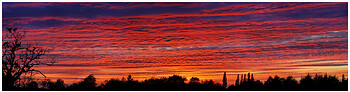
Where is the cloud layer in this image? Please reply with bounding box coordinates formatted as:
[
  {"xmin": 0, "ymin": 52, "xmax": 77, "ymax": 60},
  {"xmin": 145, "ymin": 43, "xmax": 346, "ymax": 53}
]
[{"xmin": 3, "ymin": 2, "xmax": 348, "ymax": 85}]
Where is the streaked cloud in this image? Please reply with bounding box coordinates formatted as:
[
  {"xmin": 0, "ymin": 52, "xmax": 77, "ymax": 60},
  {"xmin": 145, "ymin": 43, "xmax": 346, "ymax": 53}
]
[{"xmin": 3, "ymin": 2, "xmax": 347, "ymax": 85}]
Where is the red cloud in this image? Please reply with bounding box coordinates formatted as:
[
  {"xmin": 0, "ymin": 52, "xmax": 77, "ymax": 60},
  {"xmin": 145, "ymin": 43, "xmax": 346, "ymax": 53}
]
[
  {"xmin": 107, "ymin": 2, "xmax": 213, "ymax": 9},
  {"xmin": 3, "ymin": 2, "xmax": 348, "ymax": 85}
]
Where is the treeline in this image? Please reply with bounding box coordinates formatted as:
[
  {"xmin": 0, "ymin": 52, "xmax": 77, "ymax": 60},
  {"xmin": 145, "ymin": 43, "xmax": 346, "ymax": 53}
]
[
  {"xmin": 228, "ymin": 73, "xmax": 348, "ymax": 91},
  {"xmin": 4, "ymin": 73, "xmax": 348, "ymax": 91}
]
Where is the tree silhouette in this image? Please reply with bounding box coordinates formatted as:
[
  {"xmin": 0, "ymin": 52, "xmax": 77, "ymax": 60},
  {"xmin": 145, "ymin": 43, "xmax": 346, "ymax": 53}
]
[
  {"xmin": 201, "ymin": 79, "xmax": 225, "ymax": 90},
  {"xmin": 144, "ymin": 77, "xmax": 166, "ymax": 84},
  {"xmin": 264, "ymin": 75, "xmax": 284, "ymax": 89},
  {"xmin": 235, "ymin": 74, "xmax": 240, "ymax": 86},
  {"xmin": 166, "ymin": 75, "xmax": 186, "ymax": 85},
  {"xmin": 341, "ymin": 74, "xmax": 348, "ymax": 90},
  {"xmin": 4, "ymin": 72, "xmax": 347, "ymax": 91},
  {"xmin": 82, "ymin": 74, "xmax": 97, "ymax": 88},
  {"xmin": 240, "ymin": 74, "xmax": 243, "ymax": 84},
  {"xmin": 40, "ymin": 79, "xmax": 54, "ymax": 89},
  {"xmin": 300, "ymin": 73, "xmax": 314, "ymax": 89},
  {"xmin": 18, "ymin": 76, "xmax": 37, "ymax": 88},
  {"xmin": 243, "ymin": 74, "xmax": 246, "ymax": 82},
  {"xmin": 313, "ymin": 73, "xmax": 341, "ymax": 90},
  {"xmin": 282, "ymin": 76, "xmax": 298, "ymax": 89},
  {"xmin": 222, "ymin": 72, "xmax": 227, "ymax": 88},
  {"xmin": 102, "ymin": 78, "xmax": 125, "ymax": 89},
  {"xmin": 68, "ymin": 74, "xmax": 97, "ymax": 90},
  {"xmin": 189, "ymin": 77, "xmax": 200, "ymax": 84},
  {"xmin": 247, "ymin": 72, "xmax": 251, "ymax": 82},
  {"xmin": 26, "ymin": 81, "xmax": 39, "ymax": 89},
  {"xmin": 51, "ymin": 79, "xmax": 66, "ymax": 90},
  {"xmin": 127, "ymin": 74, "xmax": 133, "ymax": 81},
  {"xmin": 2, "ymin": 28, "xmax": 55, "ymax": 89},
  {"xmin": 40, "ymin": 79, "xmax": 65, "ymax": 90},
  {"xmin": 205, "ymin": 80, "xmax": 214, "ymax": 85},
  {"xmin": 229, "ymin": 72, "xmax": 263, "ymax": 90}
]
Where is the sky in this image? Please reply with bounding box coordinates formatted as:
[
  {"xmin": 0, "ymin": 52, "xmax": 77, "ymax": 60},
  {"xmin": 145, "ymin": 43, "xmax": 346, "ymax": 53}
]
[{"xmin": 2, "ymin": 2, "xmax": 348, "ymax": 85}]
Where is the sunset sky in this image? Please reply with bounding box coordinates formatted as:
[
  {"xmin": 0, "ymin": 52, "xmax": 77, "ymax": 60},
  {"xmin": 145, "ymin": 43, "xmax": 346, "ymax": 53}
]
[{"xmin": 2, "ymin": 2, "xmax": 348, "ymax": 85}]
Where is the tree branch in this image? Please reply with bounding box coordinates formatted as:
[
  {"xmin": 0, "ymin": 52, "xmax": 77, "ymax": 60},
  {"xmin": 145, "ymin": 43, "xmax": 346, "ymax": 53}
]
[{"xmin": 28, "ymin": 69, "xmax": 46, "ymax": 78}]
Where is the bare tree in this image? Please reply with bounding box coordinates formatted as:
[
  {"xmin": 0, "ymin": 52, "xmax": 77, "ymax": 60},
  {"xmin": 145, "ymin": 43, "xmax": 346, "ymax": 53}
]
[{"xmin": 2, "ymin": 28, "xmax": 55, "ymax": 89}]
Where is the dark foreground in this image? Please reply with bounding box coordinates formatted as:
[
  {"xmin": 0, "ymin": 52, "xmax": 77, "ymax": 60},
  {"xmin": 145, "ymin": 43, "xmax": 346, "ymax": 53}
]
[
  {"xmin": 3, "ymin": 73, "xmax": 348, "ymax": 91},
  {"xmin": 5, "ymin": 87, "xmax": 349, "ymax": 91}
]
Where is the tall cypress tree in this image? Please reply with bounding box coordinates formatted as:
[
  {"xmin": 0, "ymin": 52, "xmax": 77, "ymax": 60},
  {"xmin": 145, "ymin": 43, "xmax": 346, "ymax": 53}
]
[
  {"xmin": 244, "ymin": 74, "xmax": 246, "ymax": 82},
  {"xmin": 240, "ymin": 74, "xmax": 243, "ymax": 84},
  {"xmin": 223, "ymin": 72, "xmax": 227, "ymax": 88},
  {"xmin": 235, "ymin": 74, "xmax": 240, "ymax": 86},
  {"xmin": 248, "ymin": 72, "xmax": 251, "ymax": 82}
]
